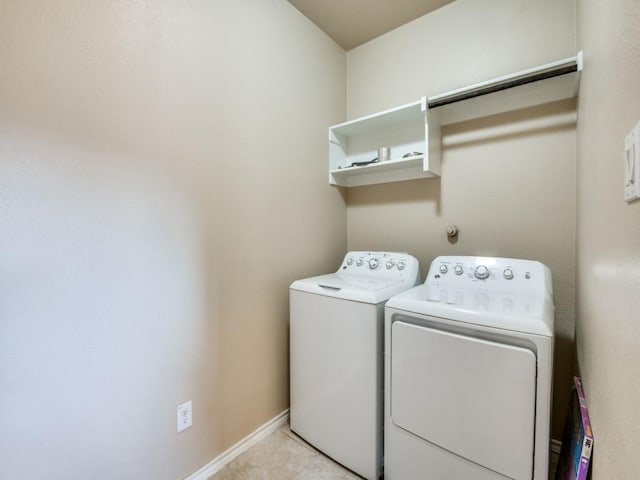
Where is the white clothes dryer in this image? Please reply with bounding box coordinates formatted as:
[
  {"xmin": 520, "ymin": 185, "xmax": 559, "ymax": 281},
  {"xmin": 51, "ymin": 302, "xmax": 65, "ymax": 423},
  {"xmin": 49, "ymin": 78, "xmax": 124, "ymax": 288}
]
[
  {"xmin": 290, "ymin": 251, "xmax": 420, "ymax": 480},
  {"xmin": 384, "ymin": 256, "xmax": 554, "ymax": 480}
]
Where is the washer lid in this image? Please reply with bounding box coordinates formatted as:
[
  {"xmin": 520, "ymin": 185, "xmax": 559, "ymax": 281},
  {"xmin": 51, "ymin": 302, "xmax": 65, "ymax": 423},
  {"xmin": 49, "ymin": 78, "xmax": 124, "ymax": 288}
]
[
  {"xmin": 386, "ymin": 284, "xmax": 553, "ymax": 336},
  {"xmin": 291, "ymin": 273, "xmax": 416, "ymax": 304},
  {"xmin": 290, "ymin": 251, "xmax": 421, "ymax": 304}
]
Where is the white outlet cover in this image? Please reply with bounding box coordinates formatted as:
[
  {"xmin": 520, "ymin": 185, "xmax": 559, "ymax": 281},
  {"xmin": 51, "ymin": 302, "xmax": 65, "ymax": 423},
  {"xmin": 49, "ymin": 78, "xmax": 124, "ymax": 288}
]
[
  {"xmin": 177, "ymin": 400, "xmax": 192, "ymax": 432},
  {"xmin": 624, "ymin": 121, "xmax": 640, "ymax": 203}
]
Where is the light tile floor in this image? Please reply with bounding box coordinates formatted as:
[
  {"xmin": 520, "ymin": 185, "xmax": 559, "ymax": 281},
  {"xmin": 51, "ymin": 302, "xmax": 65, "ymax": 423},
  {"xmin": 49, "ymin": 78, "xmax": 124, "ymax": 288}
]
[
  {"xmin": 208, "ymin": 423, "xmax": 362, "ymax": 480},
  {"xmin": 208, "ymin": 422, "xmax": 560, "ymax": 480}
]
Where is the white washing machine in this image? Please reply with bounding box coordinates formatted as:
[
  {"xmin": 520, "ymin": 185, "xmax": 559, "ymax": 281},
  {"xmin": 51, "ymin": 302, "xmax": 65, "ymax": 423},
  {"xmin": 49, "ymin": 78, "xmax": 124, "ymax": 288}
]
[
  {"xmin": 290, "ymin": 251, "xmax": 420, "ymax": 480},
  {"xmin": 384, "ymin": 256, "xmax": 554, "ymax": 480}
]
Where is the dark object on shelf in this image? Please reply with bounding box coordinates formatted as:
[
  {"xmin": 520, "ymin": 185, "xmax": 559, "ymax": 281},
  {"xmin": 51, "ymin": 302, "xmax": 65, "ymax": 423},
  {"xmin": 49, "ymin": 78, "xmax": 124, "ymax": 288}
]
[{"xmin": 351, "ymin": 158, "xmax": 379, "ymax": 167}]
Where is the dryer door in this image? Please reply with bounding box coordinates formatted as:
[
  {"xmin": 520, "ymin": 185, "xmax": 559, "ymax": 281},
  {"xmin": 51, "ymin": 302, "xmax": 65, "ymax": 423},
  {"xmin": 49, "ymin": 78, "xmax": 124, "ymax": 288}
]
[{"xmin": 390, "ymin": 320, "xmax": 536, "ymax": 480}]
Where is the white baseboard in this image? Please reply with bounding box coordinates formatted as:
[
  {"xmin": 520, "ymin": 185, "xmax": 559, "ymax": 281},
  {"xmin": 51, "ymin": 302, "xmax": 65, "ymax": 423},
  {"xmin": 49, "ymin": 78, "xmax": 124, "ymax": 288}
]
[{"xmin": 184, "ymin": 409, "xmax": 289, "ymax": 480}]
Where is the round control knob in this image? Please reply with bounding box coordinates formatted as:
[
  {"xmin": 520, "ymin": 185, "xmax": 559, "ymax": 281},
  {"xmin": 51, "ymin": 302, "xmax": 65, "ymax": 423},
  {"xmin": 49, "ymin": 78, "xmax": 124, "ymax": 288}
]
[
  {"xmin": 454, "ymin": 265, "xmax": 464, "ymax": 275},
  {"xmin": 386, "ymin": 261, "xmax": 394, "ymax": 270},
  {"xmin": 397, "ymin": 261, "xmax": 405, "ymax": 271},
  {"xmin": 368, "ymin": 258, "xmax": 379, "ymax": 270},
  {"xmin": 503, "ymin": 268, "xmax": 514, "ymax": 280},
  {"xmin": 474, "ymin": 265, "xmax": 490, "ymax": 280},
  {"xmin": 356, "ymin": 258, "xmax": 364, "ymax": 267},
  {"xmin": 439, "ymin": 264, "xmax": 448, "ymax": 274},
  {"xmin": 346, "ymin": 258, "xmax": 354, "ymax": 266}
]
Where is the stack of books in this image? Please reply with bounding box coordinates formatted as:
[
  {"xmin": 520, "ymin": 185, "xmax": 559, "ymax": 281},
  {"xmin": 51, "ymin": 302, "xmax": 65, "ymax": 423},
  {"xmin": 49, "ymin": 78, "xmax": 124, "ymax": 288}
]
[{"xmin": 555, "ymin": 376, "xmax": 594, "ymax": 480}]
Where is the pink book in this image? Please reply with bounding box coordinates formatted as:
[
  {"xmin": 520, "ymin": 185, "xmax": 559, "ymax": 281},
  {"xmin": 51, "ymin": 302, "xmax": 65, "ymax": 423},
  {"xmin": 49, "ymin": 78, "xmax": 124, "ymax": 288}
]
[{"xmin": 555, "ymin": 376, "xmax": 594, "ymax": 480}]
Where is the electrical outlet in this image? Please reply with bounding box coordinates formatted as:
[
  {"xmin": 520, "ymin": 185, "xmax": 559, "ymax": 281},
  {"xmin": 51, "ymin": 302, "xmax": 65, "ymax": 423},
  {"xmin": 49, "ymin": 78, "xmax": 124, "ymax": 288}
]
[
  {"xmin": 177, "ymin": 401, "xmax": 192, "ymax": 432},
  {"xmin": 624, "ymin": 121, "xmax": 640, "ymax": 203}
]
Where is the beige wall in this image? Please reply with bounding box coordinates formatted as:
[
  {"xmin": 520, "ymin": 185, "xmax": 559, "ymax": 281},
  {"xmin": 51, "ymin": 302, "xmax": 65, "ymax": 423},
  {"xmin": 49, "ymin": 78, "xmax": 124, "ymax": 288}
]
[
  {"xmin": 576, "ymin": 0, "xmax": 640, "ymax": 478},
  {"xmin": 346, "ymin": 0, "xmax": 577, "ymax": 438},
  {"xmin": 0, "ymin": 1, "xmax": 346, "ymax": 478}
]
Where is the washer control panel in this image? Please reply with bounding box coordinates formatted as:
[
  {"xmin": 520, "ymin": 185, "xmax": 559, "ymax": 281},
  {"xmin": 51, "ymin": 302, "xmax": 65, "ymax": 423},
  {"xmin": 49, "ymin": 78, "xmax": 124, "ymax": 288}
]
[
  {"xmin": 427, "ymin": 256, "xmax": 552, "ymax": 297},
  {"xmin": 340, "ymin": 251, "xmax": 419, "ymax": 282}
]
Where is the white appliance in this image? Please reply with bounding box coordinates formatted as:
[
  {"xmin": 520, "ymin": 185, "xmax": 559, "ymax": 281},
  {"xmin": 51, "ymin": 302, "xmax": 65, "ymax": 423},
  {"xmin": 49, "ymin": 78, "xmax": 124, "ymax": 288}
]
[
  {"xmin": 384, "ymin": 256, "xmax": 554, "ymax": 480},
  {"xmin": 290, "ymin": 251, "xmax": 420, "ymax": 480}
]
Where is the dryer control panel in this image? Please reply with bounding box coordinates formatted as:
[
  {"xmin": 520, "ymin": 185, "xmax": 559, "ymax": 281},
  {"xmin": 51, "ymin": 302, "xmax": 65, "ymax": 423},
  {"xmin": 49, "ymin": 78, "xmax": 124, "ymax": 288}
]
[{"xmin": 427, "ymin": 256, "xmax": 552, "ymax": 298}]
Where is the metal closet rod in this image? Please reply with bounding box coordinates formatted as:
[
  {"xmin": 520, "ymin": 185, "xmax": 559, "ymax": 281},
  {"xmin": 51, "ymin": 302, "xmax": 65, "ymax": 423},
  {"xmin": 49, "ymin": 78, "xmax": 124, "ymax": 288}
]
[{"xmin": 427, "ymin": 64, "xmax": 579, "ymax": 109}]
